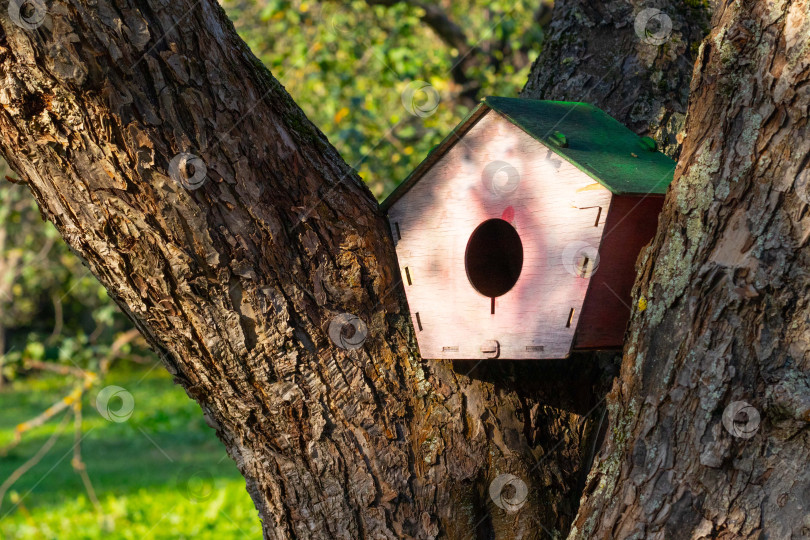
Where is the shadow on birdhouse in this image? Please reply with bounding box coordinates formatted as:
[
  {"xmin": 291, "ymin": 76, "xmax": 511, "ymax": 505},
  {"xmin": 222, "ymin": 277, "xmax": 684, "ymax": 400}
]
[{"xmin": 381, "ymin": 97, "xmax": 676, "ymax": 360}]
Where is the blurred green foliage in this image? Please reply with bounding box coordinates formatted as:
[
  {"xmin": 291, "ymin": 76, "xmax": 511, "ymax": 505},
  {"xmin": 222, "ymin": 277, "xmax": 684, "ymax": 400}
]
[{"xmin": 224, "ymin": 0, "xmax": 543, "ymax": 197}]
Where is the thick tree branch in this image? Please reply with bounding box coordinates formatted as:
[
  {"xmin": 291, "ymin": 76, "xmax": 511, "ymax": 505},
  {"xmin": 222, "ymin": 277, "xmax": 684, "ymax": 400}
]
[
  {"xmin": 522, "ymin": 0, "xmax": 713, "ymax": 159},
  {"xmin": 571, "ymin": 1, "xmax": 810, "ymax": 537}
]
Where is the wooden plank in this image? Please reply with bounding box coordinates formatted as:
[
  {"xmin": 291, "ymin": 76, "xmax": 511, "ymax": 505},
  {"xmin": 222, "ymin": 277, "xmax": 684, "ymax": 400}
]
[
  {"xmin": 388, "ymin": 111, "xmax": 613, "ymax": 360},
  {"xmin": 573, "ymin": 194, "xmax": 665, "ymax": 350}
]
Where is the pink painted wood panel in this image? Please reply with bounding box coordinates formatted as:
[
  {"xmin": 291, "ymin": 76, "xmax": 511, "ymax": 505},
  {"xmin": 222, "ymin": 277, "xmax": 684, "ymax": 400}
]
[{"xmin": 387, "ymin": 110, "xmax": 613, "ymax": 359}]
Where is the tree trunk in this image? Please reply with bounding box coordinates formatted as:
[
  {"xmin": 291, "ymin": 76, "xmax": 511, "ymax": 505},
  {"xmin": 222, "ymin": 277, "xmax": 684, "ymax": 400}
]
[
  {"xmin": 0, "ymin": 1, "xmax": 602, "ymax": 537},
  {"xmin": 1, "ymin": 0, "xmax": 788, "ymax": 538},
  {"xmin": 570, "ymin": 1, "xmax": 810, "ymax": 538}
]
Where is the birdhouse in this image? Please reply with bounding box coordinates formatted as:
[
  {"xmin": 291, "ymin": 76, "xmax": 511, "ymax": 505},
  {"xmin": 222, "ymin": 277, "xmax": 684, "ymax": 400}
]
[{"xmin": 381, "ymin": 97, "xmax": 676, "ymax": 360}]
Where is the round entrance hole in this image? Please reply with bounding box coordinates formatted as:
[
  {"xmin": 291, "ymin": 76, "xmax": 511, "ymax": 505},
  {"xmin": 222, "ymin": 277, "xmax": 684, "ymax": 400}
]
[{"xmin": 465, "ymin": 218, "xmax": 524, "ymax": 298}]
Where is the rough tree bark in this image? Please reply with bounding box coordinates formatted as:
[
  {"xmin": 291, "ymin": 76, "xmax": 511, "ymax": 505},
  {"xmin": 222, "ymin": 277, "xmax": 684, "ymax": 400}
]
[
  {"xmin": 570, "ymin": 1, "xmax": 810, "ymax": 538},
  {"xmin": 0, "ymin": 0, "xmax": 783, "ymax": 539},
  {"xmin": 0, "ymin": 1, "xmax": 606, "ymax": 537}
]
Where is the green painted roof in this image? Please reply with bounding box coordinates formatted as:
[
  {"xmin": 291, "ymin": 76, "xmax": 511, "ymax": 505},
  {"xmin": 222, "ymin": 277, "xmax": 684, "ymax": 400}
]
[
  {"xmin": 381, "ymin": 97, "xmax": 676, "ymax": 211},
  {"xmin": 484, "ymin": 97, "xmax": 676, "ymax": 195}
]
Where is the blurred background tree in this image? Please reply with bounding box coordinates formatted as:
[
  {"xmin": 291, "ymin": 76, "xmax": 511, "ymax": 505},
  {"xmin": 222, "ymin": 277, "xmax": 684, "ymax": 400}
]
[{"xmin": 0, "ymin": 1, "xmax": 548, "ymax": 537}]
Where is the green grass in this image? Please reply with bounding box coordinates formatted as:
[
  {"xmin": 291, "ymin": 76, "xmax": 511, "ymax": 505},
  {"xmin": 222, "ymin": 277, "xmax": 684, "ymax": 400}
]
[{"xmin": 0, "ymin": 365, "xmax": 261, "ymax": 539}]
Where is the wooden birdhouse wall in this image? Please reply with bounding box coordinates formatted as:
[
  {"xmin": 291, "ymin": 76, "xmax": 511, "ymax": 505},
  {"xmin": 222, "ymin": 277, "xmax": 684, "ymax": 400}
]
[
  {"xmin": 573, "ymin": 194, "xmax": 664, "ymax": 350},
  {"xmin": 388, "ymin": 111, "xmax": 614, "ymax": 360}
]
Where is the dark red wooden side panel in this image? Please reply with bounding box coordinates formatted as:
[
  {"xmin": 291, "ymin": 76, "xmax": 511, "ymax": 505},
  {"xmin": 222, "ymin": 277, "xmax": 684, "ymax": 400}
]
[{"xmin": 573, "ymin": 195, "xmax": 665, "ymax": 351}]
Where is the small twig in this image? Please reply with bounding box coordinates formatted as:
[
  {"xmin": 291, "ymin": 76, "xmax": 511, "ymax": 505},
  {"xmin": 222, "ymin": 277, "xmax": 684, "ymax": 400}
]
[
  {"xmin": 1, "ymin": 326, "xmax": 145, "ymax": 517},
  {"xmin": 0, "ymin": 410, "xmax": 72, "ymax": 509},
  {"xmin": 71, "ymin": 401, "xmax": 101, "ymax": 512},
  {"xmin": 7, "ymin": 328, "xmax": 140, "ymax": 456},
  {"xmin": 88, "ymin": 321, "xmax": 105, "ymax": 345},
  {"xmin": 99, "ymin": 328, "xmax": 142, "ymax": 375},
  {"xmin": 3, "ymin": 376, "xmax": 96, "ymax": 455},
  {"xmin": 24, "ymin": 360, "xmax": 85, "ymax": 378},
  {"xmin": 48, "ymin": 293, "xmax": 64, "ymax": 343},
  {"xmin": 33, "ymin": 234, "xmax": 55, "ymax": 263},
  {"xmin": 4, "ymin": 175, "xmax": 25, "ymax": 184},
  {"xmin": 122, "ymin": 354, "xmax": 155, "ymax": 365}
]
